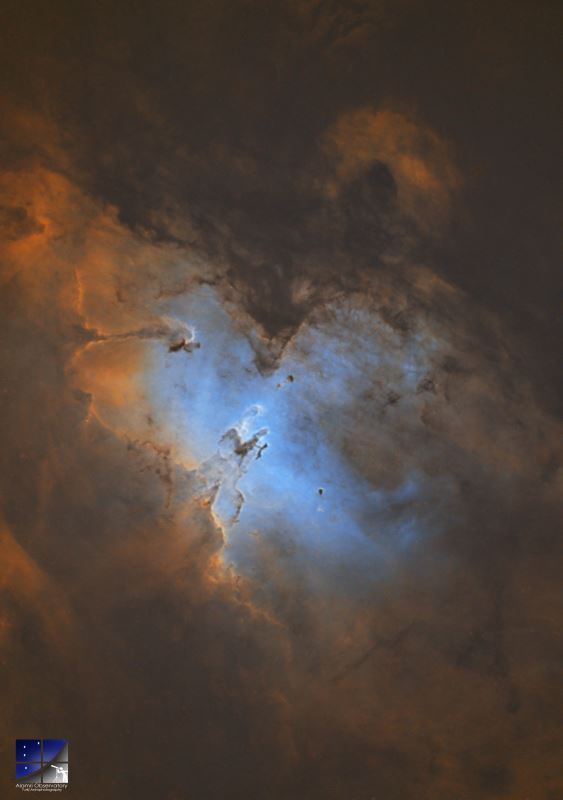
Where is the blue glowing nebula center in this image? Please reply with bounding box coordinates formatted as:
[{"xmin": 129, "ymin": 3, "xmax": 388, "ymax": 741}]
[{"xmin": 148, "ymin": 287, "xmax": 447, "ymax": 575}]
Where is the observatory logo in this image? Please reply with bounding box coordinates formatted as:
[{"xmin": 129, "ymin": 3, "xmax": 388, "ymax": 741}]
[{"xmin": 15, "ymin": 740, "xmax": 68, "ymax": 791}]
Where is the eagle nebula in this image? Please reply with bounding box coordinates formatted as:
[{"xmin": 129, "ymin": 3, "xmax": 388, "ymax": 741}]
[{"xmin": 0, "ymin": 2, "xmax": 561, "ymax": 798}]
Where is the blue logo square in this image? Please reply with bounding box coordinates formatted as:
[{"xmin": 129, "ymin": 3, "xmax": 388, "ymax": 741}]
[
  {"xmin": 43, "ymin": 739, "xmax": 68, "ymax": 762},
  {"xmin": 16, "ymin": 739, "xmax": 68, "ymax": 785},
  {"xmin": 15, "ymin": 740, "xmax": 41, "ymax": 762},
  {"xmin": 16, "ymin": 763, "xmax": 41, "ymax": 780}
]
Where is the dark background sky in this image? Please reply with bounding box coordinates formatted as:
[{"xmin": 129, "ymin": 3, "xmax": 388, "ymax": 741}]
[{"xmin": 0, "ymin": 2, "xmax": 561, "ymax": 798}]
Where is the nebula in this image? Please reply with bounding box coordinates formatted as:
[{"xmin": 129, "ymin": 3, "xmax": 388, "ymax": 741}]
[{"xmin": 0, "ymin": 3, "xmax": 561, "ymax": 798}]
